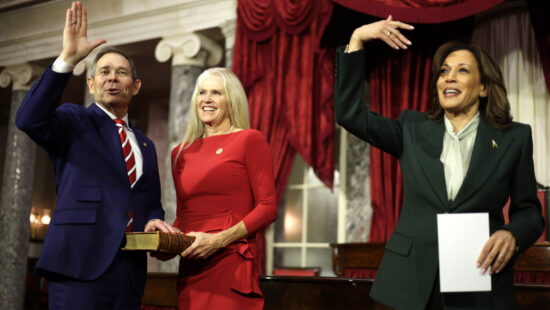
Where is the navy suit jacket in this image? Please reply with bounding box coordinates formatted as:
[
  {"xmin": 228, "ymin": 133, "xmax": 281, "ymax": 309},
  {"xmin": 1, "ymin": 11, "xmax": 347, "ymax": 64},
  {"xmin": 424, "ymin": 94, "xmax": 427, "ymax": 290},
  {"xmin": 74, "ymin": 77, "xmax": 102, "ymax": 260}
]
[
  {"xmin": 335, "ymin": 47, "xmax": 544, "ymax": 310},
  {"xmin": 16, "ymin": 66, "xmax": 164, "ymax": 283}
]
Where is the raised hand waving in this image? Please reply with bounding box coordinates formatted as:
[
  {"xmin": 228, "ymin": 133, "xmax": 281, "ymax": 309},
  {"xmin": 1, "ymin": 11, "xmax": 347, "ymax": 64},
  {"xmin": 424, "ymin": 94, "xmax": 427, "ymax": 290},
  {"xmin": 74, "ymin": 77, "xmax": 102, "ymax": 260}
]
[{"xmin": 59, "ymin": 1, "xmax": 106, "ymax": 66}]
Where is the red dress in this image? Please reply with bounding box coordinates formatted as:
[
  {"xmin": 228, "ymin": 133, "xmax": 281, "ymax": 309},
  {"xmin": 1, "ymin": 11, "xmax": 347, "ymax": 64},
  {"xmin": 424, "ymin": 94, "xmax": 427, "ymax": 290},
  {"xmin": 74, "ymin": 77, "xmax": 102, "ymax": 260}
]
[{"xmin": 171, "ymin": 129, "xmax": 277, "ymax": 310}]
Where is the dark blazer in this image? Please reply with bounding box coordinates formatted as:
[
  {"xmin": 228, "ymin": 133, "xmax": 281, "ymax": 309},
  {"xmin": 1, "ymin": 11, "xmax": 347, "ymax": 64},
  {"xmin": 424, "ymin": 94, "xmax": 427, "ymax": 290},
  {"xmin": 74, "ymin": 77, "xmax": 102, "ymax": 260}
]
[
  {"xmin": 334, "ymin": 47, "xmax": 544, "ymax": 310},
  {"xmin": 16, "ymin": 66, "xmax": 164, "ymax": 286}
]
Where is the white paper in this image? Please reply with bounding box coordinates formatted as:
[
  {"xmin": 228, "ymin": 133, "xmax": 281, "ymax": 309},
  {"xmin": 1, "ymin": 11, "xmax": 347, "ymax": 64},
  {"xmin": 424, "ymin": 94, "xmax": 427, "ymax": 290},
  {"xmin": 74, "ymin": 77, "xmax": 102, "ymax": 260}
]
[{"xmin": 437, "ymin": 213, "xmax": 491, "ymax": 292}]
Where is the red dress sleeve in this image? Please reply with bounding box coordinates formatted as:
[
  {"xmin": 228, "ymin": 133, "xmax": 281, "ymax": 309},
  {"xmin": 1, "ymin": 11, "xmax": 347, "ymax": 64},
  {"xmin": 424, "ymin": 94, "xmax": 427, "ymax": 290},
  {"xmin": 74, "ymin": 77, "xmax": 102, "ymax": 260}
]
[
  {"xmin": 241, "ymin": 130, "xmax": 277, "ymax": 234},
  {"xmin": 171, "ymin": 144, "xmax": 183, "ymax": 229}
]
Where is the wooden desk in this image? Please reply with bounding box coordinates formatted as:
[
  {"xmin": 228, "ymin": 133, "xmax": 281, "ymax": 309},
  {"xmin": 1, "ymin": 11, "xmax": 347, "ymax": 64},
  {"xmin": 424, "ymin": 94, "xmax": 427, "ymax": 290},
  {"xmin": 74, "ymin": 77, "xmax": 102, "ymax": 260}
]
[
  {"xmin": 514, "ymin": 243, "xmax": 550, "ymax": 272},
  {"xmin": 141, "ymin": 274, "xmax": 391, "ymax": 310},
  {"xmin": 261, "ymin": 276, "xmax": 390, "ymax": 310},
  {"xmin": 331, "ymin": 242, "xmax": 550, "ymax": 276},
  {"xmin": 140, "ymin": 243, "xmax": 550, "ymax": 309},
  {"xmin": 330, "ymin": 242, "xmax": 550, "ymax": 309}
]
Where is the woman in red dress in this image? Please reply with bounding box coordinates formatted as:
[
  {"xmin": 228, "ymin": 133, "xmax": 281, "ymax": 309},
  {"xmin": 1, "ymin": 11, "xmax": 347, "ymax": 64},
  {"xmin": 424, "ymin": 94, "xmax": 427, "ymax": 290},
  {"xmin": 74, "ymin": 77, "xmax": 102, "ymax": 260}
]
[{"xmin": 170, "ymin": 67, "xmax": 277, "ymax": 309}]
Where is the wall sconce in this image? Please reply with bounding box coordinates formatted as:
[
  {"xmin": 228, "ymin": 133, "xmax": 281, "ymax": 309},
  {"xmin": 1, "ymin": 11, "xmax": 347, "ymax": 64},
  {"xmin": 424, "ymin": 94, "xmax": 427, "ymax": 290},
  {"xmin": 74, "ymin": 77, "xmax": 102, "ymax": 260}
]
[{"xmin": 29, "ymin": 208, "xmax": 51, "ymax": 241}]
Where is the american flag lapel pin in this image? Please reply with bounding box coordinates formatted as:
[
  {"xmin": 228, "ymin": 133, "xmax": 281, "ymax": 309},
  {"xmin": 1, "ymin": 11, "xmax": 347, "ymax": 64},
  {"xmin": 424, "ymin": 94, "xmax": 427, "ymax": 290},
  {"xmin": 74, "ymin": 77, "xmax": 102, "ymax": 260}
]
[{"xmin": 491, "ymin": 139, "xmax": 498, "ymax": 149}]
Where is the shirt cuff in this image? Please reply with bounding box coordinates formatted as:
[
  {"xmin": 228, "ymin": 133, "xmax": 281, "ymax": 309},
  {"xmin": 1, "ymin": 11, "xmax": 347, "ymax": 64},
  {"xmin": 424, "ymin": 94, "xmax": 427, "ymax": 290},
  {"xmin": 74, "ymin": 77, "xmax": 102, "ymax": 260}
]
[
  {"xmin": 52, "ymin": 57, "xmax": 75, "ymax": 73},
  {"xmin": 344, "ymin": 44, "xmax": 363, "ymax": 54}
]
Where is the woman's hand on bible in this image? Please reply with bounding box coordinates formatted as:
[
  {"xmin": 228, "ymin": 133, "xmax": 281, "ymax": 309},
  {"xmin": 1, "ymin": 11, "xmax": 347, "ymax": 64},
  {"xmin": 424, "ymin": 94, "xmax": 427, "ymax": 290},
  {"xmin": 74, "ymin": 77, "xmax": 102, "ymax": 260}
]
[
  {"xmin": 180, "ymin": 231, "xmax": 223, "ymax": 260},
  {"xmin": 477, "ymin": 229, "xmax": 516, "ymax": 274}
]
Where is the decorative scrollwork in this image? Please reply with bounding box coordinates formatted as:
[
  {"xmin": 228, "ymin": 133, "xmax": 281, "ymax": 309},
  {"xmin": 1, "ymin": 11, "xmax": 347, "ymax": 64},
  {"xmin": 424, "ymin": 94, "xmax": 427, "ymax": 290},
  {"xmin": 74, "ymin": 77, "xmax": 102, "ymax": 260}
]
[
  {"xmin": 155, "ymin": 33, "xmax": 222, "ymax": 67},
  {"xmin": 0, "ymin": 64, "xmax": 43, "ymax": 90}
]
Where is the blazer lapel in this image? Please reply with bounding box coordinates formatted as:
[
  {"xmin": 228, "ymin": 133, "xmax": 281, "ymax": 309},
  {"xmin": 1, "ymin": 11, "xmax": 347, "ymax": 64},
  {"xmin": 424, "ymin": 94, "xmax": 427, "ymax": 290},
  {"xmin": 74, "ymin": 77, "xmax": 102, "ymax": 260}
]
[
  {"xmin": 413, "ymin": 119, "xmax": 449, "ymax": 210},
  {"xmin": 88, "ymin": 104, "xmax": 128, "ymax": 182},
  {"xmin": 451, "ymin": 116, "xmax": 511, "ymax": 209}
]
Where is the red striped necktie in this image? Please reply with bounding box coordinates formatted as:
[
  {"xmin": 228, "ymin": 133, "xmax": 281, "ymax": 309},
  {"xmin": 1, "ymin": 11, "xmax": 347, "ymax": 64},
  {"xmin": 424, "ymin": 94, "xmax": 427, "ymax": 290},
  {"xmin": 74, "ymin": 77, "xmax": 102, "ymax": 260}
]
[{"xmin": 115, "ymin": 118, "xmax": 136, "ymax": 231}]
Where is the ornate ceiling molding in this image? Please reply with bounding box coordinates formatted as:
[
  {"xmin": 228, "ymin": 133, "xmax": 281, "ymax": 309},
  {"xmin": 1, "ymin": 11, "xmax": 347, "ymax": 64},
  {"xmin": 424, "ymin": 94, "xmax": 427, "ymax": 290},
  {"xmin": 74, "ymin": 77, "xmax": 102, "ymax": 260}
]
[{"xmin": 0, "ymin": 0, "xmax": 236, "ymax": 66}]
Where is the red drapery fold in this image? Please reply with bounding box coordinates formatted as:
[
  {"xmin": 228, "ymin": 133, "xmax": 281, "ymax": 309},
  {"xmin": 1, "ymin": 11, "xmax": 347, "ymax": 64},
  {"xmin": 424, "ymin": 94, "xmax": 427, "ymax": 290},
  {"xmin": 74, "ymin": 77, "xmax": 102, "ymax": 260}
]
[
  {"xmin": 366, "ymin": 20, "xmax": 473, "ymax": 241},
  {"xmin": 235, "ymin": 0, "xmax": 335, "ymax": 194},
  {"xmin": 367, "ymin": 42, "xmax": 432, "ymax": 241},
  {"xmin": 528, "ymin": 0, "xmax": 550, "ymax": 94},
  {"xmin": 233, "ymin": 0, "xmax": 335, "ymax": 273},
  {"xmin": 332, "ymin": 0, "xmax": 505, "ymax": 23}
]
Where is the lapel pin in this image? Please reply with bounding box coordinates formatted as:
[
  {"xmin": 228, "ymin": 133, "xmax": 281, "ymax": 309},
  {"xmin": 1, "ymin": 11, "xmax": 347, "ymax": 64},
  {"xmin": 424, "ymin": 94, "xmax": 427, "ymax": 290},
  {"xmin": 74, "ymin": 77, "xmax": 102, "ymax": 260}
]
[
  {"xmin": 143, "ymin": 142, "xmax": 148, "ymax": 147},
  {"xmin": 491, "ymin": 139, "xmax": 498, "ymax": 149},
  {"xmin": 216, "ymin": 148, "xmax": 223, "ymax": 155}
]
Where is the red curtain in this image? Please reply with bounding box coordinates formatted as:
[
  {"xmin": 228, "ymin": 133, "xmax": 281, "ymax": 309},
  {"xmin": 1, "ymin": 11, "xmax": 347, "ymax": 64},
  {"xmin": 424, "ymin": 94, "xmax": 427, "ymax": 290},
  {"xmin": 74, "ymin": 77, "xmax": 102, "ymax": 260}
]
[
  {"xmin": 233, "ymin": 0, "xmax": 335, "ymax": 273},
  {"xmin": 234, "ymin": 0, "xmax": 335, "ymax": 195},
  {"xmin": 528, "ymin": 0, "xmax": 550, "ymax": 94},
  {"xmin": 332, "ymin": 0, "xmax": 504, "ymax": 23},
  {"xmin": 367, "ymin": 46, "xmax": 428, "ymax": 241},
  {"xmin": 364, "ymin": 20, "xmax": 474, "ymax": 241}
]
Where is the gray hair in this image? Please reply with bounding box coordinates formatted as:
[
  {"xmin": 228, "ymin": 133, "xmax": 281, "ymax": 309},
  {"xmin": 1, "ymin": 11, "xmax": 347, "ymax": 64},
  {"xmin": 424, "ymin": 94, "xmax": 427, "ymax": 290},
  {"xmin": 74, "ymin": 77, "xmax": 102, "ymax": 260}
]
[{"xmin": 89, "ymin": 47, "xmax": 138, "ymax": 81}]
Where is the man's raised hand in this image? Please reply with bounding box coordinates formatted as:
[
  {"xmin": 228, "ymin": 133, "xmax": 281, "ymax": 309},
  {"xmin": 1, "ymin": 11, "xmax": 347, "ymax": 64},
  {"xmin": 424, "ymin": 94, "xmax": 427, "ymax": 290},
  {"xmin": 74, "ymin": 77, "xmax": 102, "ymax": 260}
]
[{"xmin": 59, "ymin": 1, "xmax": 106, "ymax": 66}]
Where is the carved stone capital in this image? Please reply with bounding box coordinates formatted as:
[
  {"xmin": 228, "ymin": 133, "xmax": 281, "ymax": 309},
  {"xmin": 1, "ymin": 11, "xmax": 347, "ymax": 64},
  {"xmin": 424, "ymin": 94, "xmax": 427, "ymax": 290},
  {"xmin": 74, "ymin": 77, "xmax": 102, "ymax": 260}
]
[
  {"xmin": 220, "ymin": 18, "xmax": 236, "ymax": 50},
  {"xmin": 155, "ymin": 33, "xmax": 223, "ymax": 67},
  {"xmin": 220, "ymin": 18, "xmax": 236, "ymax": 69},
  {"xmin": 0, "ymin": 63, "xmax": 43, "ymax": 91}
]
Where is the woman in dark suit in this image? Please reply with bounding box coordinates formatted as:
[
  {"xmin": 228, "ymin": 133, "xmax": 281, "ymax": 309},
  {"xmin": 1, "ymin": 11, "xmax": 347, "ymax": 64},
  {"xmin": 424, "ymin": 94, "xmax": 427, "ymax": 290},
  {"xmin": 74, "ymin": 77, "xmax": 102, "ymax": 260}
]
[{"xmin": 335, "ymin": 16, "xmax": 544, "ymax": 310}]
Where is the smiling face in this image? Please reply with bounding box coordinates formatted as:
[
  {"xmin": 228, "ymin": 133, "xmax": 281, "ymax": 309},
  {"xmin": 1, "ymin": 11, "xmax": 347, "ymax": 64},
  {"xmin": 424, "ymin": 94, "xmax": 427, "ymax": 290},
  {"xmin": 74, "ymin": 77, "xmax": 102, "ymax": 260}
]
[
  {"xmin": 87, "ymin": 52, "xmax": 141, "ymax": 114},
  {"xmin": 437, "ymin": 49, "xmax": 486, "ymax": 115},
  {"xmin": 196, "ymin": 74, "xmax": 231, "ymax": 128}
]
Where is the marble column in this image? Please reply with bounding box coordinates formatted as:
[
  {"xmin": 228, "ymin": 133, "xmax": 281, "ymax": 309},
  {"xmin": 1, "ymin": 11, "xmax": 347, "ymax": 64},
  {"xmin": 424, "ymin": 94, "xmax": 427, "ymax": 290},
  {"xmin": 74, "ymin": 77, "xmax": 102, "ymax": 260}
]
[
  {"xmin": 345, "ymin": 83, "xmax": 372, "ymax": 242},
  {"xmin": 154, "ymin": 33, "xmax": 222, "ymax": 272},
  {"xmin": 0, "ymin": 63, "xmax": 42, "ymax": 310},
  {"xmin": 74, "ymin": 53, "xmax": 96, "ymax": 107},
  {"xmin": 345, "ymin": 133, "xmax": 372, "ymax": 242},
  {"xmin": 220, "ymin": 18, "xmax": 236, "ymax": 69}
]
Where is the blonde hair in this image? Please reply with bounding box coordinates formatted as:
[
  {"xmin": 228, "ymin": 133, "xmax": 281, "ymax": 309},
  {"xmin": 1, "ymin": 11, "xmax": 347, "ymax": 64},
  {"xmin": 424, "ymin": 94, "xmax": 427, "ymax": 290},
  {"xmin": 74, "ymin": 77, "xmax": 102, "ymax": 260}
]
[{"xmin": 173, "ymin": 67, "xmax": 250, "ymax": 166}]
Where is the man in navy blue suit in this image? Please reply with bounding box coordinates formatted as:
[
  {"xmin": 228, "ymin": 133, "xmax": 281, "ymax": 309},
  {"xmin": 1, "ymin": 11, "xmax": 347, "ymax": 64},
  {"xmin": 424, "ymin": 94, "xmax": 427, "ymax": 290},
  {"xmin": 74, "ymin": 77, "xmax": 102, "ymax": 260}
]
[{"xmin": 15, "ymin": 2, "xmax": 178, "ymax": 309}]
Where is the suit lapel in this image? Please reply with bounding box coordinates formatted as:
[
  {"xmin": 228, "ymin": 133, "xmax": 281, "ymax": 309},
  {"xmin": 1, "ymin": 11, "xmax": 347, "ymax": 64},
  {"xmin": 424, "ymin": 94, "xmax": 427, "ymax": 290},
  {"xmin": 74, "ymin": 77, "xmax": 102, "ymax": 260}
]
[
  {"xmin": 413, "ymin": 119, "xmax": 449, "ymax": 210},
  {"xmin": 88, "ymin": 104, "xmax": 128, "ymax": 183},
  {"xmin": 451, "ymin": 116, "xmax": 510, "ymax": 209}
]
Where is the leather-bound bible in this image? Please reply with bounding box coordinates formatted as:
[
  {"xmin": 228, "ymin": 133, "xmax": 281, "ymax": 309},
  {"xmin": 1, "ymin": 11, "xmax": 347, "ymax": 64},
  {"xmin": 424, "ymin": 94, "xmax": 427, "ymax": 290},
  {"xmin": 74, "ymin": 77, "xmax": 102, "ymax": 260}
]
[{"xmin": 122, "ymin": 231, "xmax": 195, "ymax": 254}]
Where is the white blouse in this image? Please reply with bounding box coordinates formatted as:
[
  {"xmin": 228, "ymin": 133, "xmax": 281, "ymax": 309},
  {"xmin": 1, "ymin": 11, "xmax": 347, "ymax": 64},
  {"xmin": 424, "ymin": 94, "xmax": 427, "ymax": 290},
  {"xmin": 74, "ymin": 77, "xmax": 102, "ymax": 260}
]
[{"xmin": 440, "ymin": 112, "xmax": 480, "ymax": 202}]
